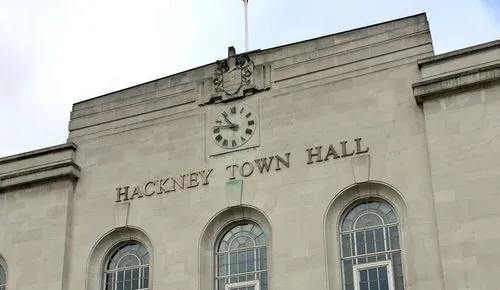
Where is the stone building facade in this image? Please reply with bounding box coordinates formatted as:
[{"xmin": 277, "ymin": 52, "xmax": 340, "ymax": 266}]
[{"xmin": 1, "ymin": 13, "xmax": 499, "ymax": 290}]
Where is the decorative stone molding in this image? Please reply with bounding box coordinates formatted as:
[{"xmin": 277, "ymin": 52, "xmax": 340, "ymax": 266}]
[
  {"xmin": 413, "ymin": 40, "xmax": 500, "ymax": 104},
  {"xmin": 350, "ymin": 154, "xmax": 371, "ymax": 183},
  {"xmin": 214, "ymin": 47, "xmax": 254, "ymax": 97},
  {"xmin": 225, "ymin": 180, "xmax": 243, "ymax": 207},
  {"xmin": 324, "ymin": 182, "xmax": 409, "ymax": 290},
  {"xmin": 413, "ymin": 63, "xmax": 500, "ymax": 104},
  {"xmin": 200, "ymin": 47, "xmax": 271, "ymax": 105},
  {"xmin": 86, "ymin": 226, "xmax": 153, "ymax": 290},
  {"xmin": 0, "ymin": 143, "xmax": 80, "ymax": 190}
]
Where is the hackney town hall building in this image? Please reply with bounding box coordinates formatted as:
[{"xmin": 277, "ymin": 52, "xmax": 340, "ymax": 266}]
[{"xmin": 1, "ymin": 13, "xmax": 500, "ymax": 290}]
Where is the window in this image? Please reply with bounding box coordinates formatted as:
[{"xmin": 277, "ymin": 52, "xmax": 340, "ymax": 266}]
[
  {"xmin": 0, "ymin": 264, "xmax": 5, "ymax": 290},
  {"xmin": 104, "ymin": 242, "xmax": 150, "ymax": 290},
  {"xmin": 215, "ymin": 222, "xmax": 268, "ymax": 290},
  {"xmin": 353, "ymin": 261, "xmax": 395, "ymax": 290},
  {"xmin": 340, "ymin": 201, "xmax": 404, "ymax": 290}
]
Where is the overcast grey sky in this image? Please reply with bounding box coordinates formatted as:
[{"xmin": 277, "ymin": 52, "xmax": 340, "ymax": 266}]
[{"xmin": 1, "ymin": 0, "xmax": 499, "ymax": 157}]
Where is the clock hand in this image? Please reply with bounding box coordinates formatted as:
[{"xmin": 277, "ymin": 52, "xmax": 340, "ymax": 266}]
[
  {"xmin": 230, "ymin": 123, "xmax": 239, "ymax": 131},
  {"xmin": 223, "ymin": 115, "xmax": 235, "ymax": 126},
  {"xmin": 214, "ymin": 124, "xmax": 239, "ymax": 129}
]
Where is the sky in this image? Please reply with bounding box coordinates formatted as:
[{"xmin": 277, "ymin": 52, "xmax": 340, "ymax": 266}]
[{"xmin": 1, "ymin": 0, "xmax": 499, "ymax": 158}]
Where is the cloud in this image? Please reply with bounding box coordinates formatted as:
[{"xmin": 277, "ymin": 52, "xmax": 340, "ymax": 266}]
[{"xmin": 1, "ymin": 0, "xmax": 499, "ymax": 157}]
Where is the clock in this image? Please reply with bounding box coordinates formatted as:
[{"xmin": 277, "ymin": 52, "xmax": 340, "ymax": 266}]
[{"xmin": 212, "ymin": 104, "xmax": 257, "ymax": 149}]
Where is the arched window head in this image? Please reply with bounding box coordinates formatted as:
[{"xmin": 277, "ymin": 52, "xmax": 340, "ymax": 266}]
[
  {"xmin": 0, "ymin": 263, "xmax": 5, "ymax": 290},
  {"xmin": 215, "ymin": 222, "xmax": 268, "ymax": 290},
  {"xmin": 340, "ymin": 200, "xmax": 404, "ymax": 290},
  {"xmin": 104, "ymin": 242, "xmax": 150, "ymax": 290}
]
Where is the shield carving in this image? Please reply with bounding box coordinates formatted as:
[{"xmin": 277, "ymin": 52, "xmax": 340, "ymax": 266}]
[
  {"xmin": 223, "ymin": 67, "xmax": 242, "ymax": 95},
  {"xmin": 213, "ymin": 46, "xmax": 254, "ymax": 99}
]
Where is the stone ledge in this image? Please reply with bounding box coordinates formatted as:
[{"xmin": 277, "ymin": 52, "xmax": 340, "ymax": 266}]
[
  {"xmin": 0, "ymin": 143, "xmax": 80, "ymax": 190},
  {"xmin": 412, "ymin": 63, "xmax": 500, "ymax": 104},
  {"xmin": 417, "ymin": 39, "xmax": 500, "ymax": 67}
]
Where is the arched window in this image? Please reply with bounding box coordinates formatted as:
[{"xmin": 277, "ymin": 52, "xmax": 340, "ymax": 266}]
[
  {"xmin": 0, "ymin": 263, "xmax": 5, "ymax": 290},
  {"xmin": 104, "ymin": 242, "xmax": 150, "ymax": 290},
  {"xmin": 340, "ymin": 200, "xmax": 404, "ymax": 290},
  {"xmin": 215, "ymin": 222, "xmax": 268, "ymax": 290}
]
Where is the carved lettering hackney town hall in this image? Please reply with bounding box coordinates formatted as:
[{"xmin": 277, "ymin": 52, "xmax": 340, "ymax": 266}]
[{"xmin": 115, "ymin": 138, "xmax": 369, "ymax": 202}]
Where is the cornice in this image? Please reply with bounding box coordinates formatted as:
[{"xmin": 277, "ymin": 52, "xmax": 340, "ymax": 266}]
[
  {"xmin": 413, "ymin": 63, "xmax": 500, "ymax": 104},
  {"xmin": 0, "ymin": 143, "xmax": 80, "ymax": 190}
]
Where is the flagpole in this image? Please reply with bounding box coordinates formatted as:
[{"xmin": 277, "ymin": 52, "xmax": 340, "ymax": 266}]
[{"xmin": 243, "ymin": 0, "xmax": 249, "ymax": 51}]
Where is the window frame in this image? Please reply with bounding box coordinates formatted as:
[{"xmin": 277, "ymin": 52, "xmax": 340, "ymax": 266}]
[
  {"xmin": 224, "ymin": 280, "xmax": 260, "ymax": 290},
  {"xmin": 0, "ymin": 261, "xmax": 6, "ymax": 290},
  {"xmin": 352, "ymin": 260, "xmax": 395, "ymax": 290},
  {"xmin": 214, "ymin": 222, "xmax": 268, "ymax": 290},
  {"xmin": 339, "ymin": 200, "xmax": 404, "ymax": 290},
  {"xmin": 103, "ymin": 242, "xmax": 150, "ymax": 290}
]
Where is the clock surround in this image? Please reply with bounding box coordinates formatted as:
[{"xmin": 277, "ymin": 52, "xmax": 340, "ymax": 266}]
[
  {"xmin": 212, "ymin": 104, "xmax": 257, "ymax": 149},
  {"xmin": 206, "ymin": 99, "xmax": 260, "ymax": 157}
]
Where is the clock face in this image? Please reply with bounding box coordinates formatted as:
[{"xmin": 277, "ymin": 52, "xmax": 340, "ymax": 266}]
[{"xmin": 212, "ymin": 104, "xmax": 257, "ymax": 149}]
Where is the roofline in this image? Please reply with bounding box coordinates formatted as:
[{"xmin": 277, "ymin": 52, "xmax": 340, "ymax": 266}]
[
  {"xmin": 418, "ymin": 38, "xmax": 500, "ymax": 67},
  {"xmin": 247, "ymin": 12, "xmax": 427, "ymax": 54},
  {"xmin": 73, "ymin": 12, "xmax": 428, "ymax": 106},
  {"xmin": 0, "ymin": 142, "xmax": 77, "ymax": 164}
]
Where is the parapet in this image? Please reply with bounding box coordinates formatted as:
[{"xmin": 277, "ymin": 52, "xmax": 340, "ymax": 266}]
[
  {"xmin": 0, "ymin": 143, "xmax": 80, "ymax": 190},
  {"xmin": 413, "ymin": 39, "xmax": 500, "ymax": 104}
]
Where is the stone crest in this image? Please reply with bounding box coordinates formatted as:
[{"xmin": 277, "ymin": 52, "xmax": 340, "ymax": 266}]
[
  {"xmin": 200, "ymin": 46, "xmax": 271, "ymax": 106},
  {"xmin": 212, "ymin": 47, "xmax": 255, "ymax": 101}
]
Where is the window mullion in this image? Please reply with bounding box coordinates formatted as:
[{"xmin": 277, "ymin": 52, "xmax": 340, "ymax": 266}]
[
  {"xmin": 227, "ymin": 252, "xmax": 231, "ymax": 279},
  {"xmin": 128, "ymin": 269, "xmax": 132, "ymax": 290},
  {"xmin": 139, "ymin": 266, "xmax": 143, "ymax": 289},
  {"xmin": 353, "ymin": 232, "xmax": 357, "ymax": 258},
  {"xmin": 254, "ymin": 248, "xmax": 258, "ymax": 278},
  {"xmin": 387, "ymin": 263, "xmax": 395, "ymax": 290},
  {"xmin": 377, "ymin": 267, "xmax": 381, "ymax": 290},
  {"xmin": 383, "ymin": 227, "xmax": 388, "ymax": 252},
  {"xmin": 387, "ymin": 226, "xmax": 392, "ymax": 251},
  {"xmin": 363, "ymin": 230, "xmax": 368, "ymax": 256},
  {"xmin": 215, "ymin": 254, "xmax": 219, "ymax": 278}
]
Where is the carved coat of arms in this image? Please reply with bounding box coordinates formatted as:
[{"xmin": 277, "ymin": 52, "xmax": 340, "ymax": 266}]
[
  {"xmin": 200, "ymin": 46, "xmax": 271, "ymax": 106},
  {"xmin": 212, "ymin": 46, "xmax": 255, "ymax": 100}
]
